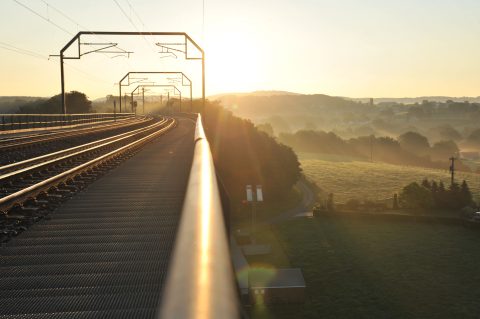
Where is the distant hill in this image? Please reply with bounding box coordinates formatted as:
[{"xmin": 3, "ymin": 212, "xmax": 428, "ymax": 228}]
[
  {"xmin": 207, "ymin": 91, "xmax": 480, "ymax": 141},
  {"xmin": 211, "ymin": 92, "xmax": 373, "ymax": 134},
  {"xmin": 351, "ymin": 96, "xmax": 480, "ymax": 104},
  {"xmin": 212, "ymin": 92, "xmax": 366, "ymax": 118},
  {"xmin": 209, "ymin": 90, "xmax": 300, "ymax": 100}
]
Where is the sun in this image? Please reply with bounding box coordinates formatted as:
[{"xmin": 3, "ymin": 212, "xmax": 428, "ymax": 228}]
[{"xmin": 205, "ymin": 30, "xmax": 264, "ymax": 94}]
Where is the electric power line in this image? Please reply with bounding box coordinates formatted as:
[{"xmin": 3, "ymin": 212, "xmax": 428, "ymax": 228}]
[
  {"xmin": 126, "ymin": 0, "xmax": 146, "ymax": 29},
  {"xmin": 113, "ymin": 0, "xmax": 141, "ymax": 32},
  {"xmin": 63, "ymin": 62, "xmax": 112, "ymax": 84},
  {"xmin": 15, "ymin": 0, "xmax": 131, "ymax": 63},
  {"xmin": 0, "ymin": 40, "xmax": 109, "ymax": 85},
  {"xmin": 40, "ymin": 0, "xmax": 82, "ymax": 30},
  {"xmin": 0, "ymin": 42, "xmax": 47, "ymax": 60},
  {"xmin": 202, "ymin": 0, "xmax": 205, "ymax": 39},
  {"xmin": 113, "ymin": 0, "xmax": 158, "ymax": 55},
  {"xmin": 39, "ymin": 0, "xmax": 132, "ymax": 57},
  {"xmin": 12, "ymin": 0, "xmax": 74, "ymax": 35}
]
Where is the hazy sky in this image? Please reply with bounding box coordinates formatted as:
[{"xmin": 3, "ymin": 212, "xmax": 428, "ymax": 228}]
[{"xmin": 1, "ymin": 0, "xmax": 479, "ymax": 99}]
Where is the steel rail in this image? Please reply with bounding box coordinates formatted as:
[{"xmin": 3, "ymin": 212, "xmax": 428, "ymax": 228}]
[
  {"xmin": 0, "ymin": 113, "xmax": 135, "ymax": 132},
  {"xmin": 0, "ymin": 118, "xmax": 176, "ymax": 212},
  {"xmin": 0, "ymin": 116, "xmax": 137, "ymax": 144},
  {"xmin": 0, "ymin": 116, "xmax": 145, "ymax": 149},
  {"xmin": 159, "ymin": 114, "xmax": 239, "ymax": 319},
  {"xmin": 0, "ymin": 118, "xmax": 167, "ymax": 174},
  {"xmin": 0, "ymin": 118, "xmax": 169, "ymax": 181},
  {"xmin": 0, "ymin": 115, "xmax": 138, "ymax": 143}
]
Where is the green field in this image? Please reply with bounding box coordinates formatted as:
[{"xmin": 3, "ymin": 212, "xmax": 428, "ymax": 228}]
[
  {"xmin": 250, "ymin": 218, "xmax": 480, "ymax": 319},
  {"xmin": 299, "ymin": 152, "xmax": 480, "ymax": 204}
]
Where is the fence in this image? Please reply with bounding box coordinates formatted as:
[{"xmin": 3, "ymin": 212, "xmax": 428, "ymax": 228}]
[{"xmin": 0, "ymin": 113, "xmax": 135, "ymax": 131}]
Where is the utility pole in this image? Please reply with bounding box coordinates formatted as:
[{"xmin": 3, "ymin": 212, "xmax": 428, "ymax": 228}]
[
  {"xmin": 142, "ymin": 87, "xmax": 145, "ymax": 114},
  {"xmin": 113, "ymin": 100, "xmax": 116, "ymax": 121},
  {"xmin": 130, "ymin": 92, "xmax": 134, "ymax": 113},
  {"xmin": 119, "ymin": 84, "xmax": 122, "ymax": 112},
  {"xmin": 167, "ymin": 91, "xmax": 170, "ymax": 114},
  {"xmin": 370, "ymin": 135, "xmax": 373, "ymax": 162},
  {"xmin": 124, "ymin": 94, "xmax": 128, "ymax": 113},
  {"xmin": 449, "ymin": 156, "xmax": 456, "ymax": 186}
]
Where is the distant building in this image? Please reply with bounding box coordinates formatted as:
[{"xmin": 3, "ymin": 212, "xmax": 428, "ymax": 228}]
[{"xmin": 249, "ymin": 268, "xmax": 306, "ymax": 304}]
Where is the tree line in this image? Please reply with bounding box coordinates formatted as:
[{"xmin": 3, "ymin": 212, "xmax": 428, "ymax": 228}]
[
  {"xmin": 279, "ymin": 130, "xmax": 470, "ymax": 171},
  {"xmin": 399, "ymin": 179, "xmax": 473, "ymax": 211},
  {"xmin": 16, "ymin": 91, "xmax": 93, "ymax": 114},
  {"xmin": 193, "ymin": 100, "xmax": 301, "ymax": 206}
]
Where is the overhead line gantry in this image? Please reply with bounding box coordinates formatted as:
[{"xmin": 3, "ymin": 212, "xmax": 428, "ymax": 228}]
[{"xmin": 56, "ymin": 32, "xmax": 204, "ymax": 114}]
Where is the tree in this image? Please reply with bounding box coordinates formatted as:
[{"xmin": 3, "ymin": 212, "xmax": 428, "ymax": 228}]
[
  {"xmin": 17, "ymin": 91, "xmax": 93, "ymax": 114},
  {"xmin": 421, "ymin": 178, "xmax": 431, "ymax": 190},
  {"xmin": 399, "ymin": 182, "xmax": 433, "ymax": 210},
  {"xmin": 443, "ymin": 182, "xmax": 458, "ymax": 209},
  {"xmin": 256, "ymin": 123, "xmax": 275, "ymax": 136},
  {"xmin": 398, "ymin": 131, "xmax": 430, "ymax": 155},
  {"xmin": 436, "ymin": 125, "xmax": 462, "ymax": 141},
  {"xmin": 438, "ymin": 181, "xmax": 446, "ymax": 193},
  {"xmin": 430, "ymin": 140, "xmax": 459, "ymax": 161},
  {"xmin": 466, "ymin": 128, "xmax": 480, "ymax": 147},
  {"xmin": 393, "ymin": 193, "xmax": 399, "ymax": 209},
  {"xmin": 345, "ymin": 198, "xmax": 360, "ymax": 210},
  {"xmin": 197, "ymin": 100, "xmax": 301, "ymax": 203},
  {"xmin": 460, "ymin": 180, "xmax": 474, "ymax": 208},
  {"xmin": 65, "ymin": 91, "xmax": 93, "ymax": 113},
  {"xmin": 327, "ymin": 193, "xmax": 335, "ymax": 211}
]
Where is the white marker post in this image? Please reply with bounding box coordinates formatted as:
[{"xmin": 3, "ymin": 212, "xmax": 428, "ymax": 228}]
[
  {"xmin": 256, "ymin": 185, "xmax": 263, "ymax": 202},
  {"xmin": 246, "ymin": 184, "xmax": 263, "ymax": 243},
  {"xmin": 246, "ymin": 185, "xmax": 253, "ymax": 202}
]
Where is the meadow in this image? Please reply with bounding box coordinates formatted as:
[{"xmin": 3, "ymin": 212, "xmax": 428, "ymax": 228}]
[
  {"xmin": 250, "ymin": 217, "xmax": 480, "ymax": 319},
  {"xmin": 298, "ymin": 152, "xmax": 480, "ymax": 204}
]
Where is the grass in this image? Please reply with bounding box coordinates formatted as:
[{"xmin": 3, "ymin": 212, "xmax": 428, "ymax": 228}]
[
  {"xmin": 250, "ymin": 217, "xmax": 480, "ymax": 319},
  {"xmin": 232, "ymin": 185, "xmax": 302, "ymax": 229},
  {"xmin": 299, "ymin": 152, "xmax": 480, "ymax": 204},
  {"xmin": 246, "ymin": 225, "xmax": 291, "ymax": 268}
]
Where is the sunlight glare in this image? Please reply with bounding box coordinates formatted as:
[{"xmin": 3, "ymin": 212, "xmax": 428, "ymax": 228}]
[
  {"xmin": 206, "ymin": 29, "xmax": 264, "ymax": 93},
  {"xmin": 196, "ymin": 142, "xmax": 213, "ymax": 318}
]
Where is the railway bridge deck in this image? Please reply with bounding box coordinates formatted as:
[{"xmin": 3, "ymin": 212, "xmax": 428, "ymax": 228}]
[{"xmin": 0, "ymin": 118, "xmax": 195, "ymax": 318}]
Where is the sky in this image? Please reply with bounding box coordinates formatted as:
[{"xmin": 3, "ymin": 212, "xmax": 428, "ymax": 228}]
[{"xmin": 1, "ymin": 0, "xmax": 480, "ymax": 99}]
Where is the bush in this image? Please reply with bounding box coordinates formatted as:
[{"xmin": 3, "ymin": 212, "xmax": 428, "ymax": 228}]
[
  {"xmin": 18, "ymin": 91, "xmax": 93, "ymax": 114},
  {"xmin": 196, "ymin": 100, "xmax": 301, "ymax": 204},
  {"xmin": 399, "ymin": 182, "xmax": 434, "ymax": 210},
  {"xmin": 345, "ymin": 199, "xmax": 360, "ymax": 210}
]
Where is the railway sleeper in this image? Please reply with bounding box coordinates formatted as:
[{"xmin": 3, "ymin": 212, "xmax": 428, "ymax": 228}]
[
  {"xmin": 0, "ymin": 122, "xmax": 172, "ymax": 242},
  {"xmin": 57, "ymin": 182, "xmax": 79, "ymax": 193}
]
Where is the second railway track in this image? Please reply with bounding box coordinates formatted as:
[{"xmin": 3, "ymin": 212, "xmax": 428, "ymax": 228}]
[
  {"xmin": 0, "ymin": 116, "xmax": 177, "ymax": 243},
  {"xmin": 0, "ymin": 116, "xmax": 155, "ymax": 165}
]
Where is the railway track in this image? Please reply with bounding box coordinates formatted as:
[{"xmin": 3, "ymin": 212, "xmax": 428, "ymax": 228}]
[
  {"xmin": 0, "ymin": 116, "xmax": 155, "ymax": 165},
  {"xmin": 0, "ymin": 117, "xmax": 176, "ymax": 243}
]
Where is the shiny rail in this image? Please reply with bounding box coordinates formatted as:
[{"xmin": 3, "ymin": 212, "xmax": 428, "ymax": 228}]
[
  {"xmin": 160, "ymin": 114, "xmax": 239, "ymax": 319},
  {"xmin": 0, "ymin": 115, "xmax": 147, "ymax": 151},
  {"xmin": 0, "ymin": 118, "xmax": 176, "ymax": 212},
  {"xmin": 0, "ymin": 118, "xmax": 167, "ymax": 176}
]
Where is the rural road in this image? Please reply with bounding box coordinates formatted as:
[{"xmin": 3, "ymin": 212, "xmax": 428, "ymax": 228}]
[{"xmin": 266, "ymin": 178, "xmax": 316, "ymax": 224}]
